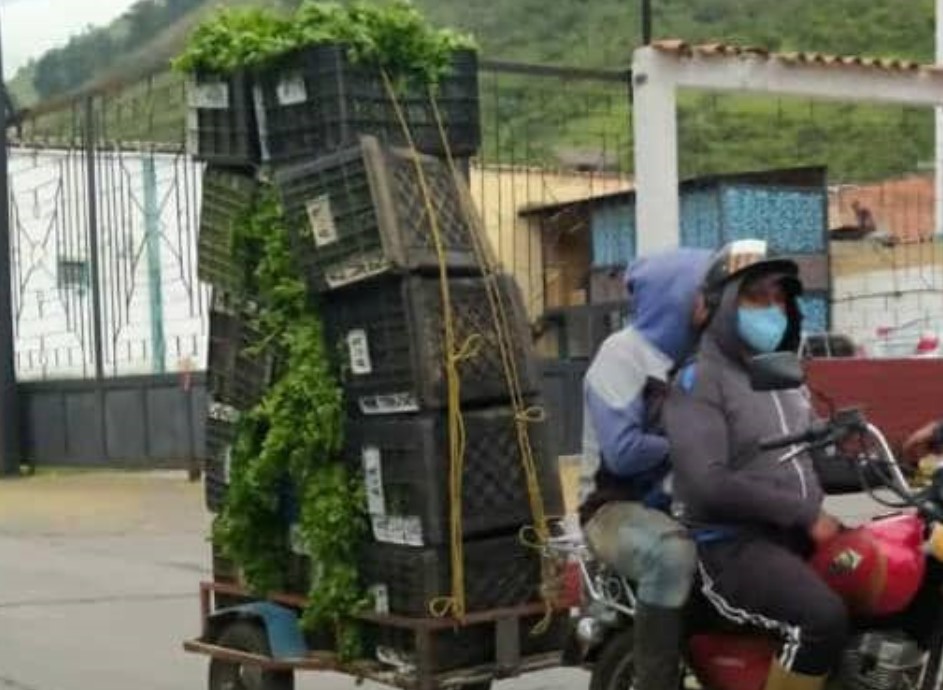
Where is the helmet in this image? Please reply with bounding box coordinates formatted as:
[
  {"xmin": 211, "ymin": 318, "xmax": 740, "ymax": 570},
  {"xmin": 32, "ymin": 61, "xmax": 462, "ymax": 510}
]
[{"xmin": 702, "ymin": 239, "xmax": 801, "ymax": 313}]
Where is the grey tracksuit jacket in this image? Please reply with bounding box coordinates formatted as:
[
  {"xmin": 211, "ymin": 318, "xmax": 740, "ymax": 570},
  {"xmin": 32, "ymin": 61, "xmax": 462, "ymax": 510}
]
[{"xmin": 663, "ymin": 277, "xmax": 824, "ymax": 534}]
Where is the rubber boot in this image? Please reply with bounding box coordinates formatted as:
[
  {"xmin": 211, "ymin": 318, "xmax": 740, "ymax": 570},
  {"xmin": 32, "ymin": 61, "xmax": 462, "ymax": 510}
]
[
  {"xmin": 634, "ymin": 603, "xmax": 684, "ymax": 690},
  {"xmin": 764, "ymin": 659, "xmax": 828, "ymax": 690}
]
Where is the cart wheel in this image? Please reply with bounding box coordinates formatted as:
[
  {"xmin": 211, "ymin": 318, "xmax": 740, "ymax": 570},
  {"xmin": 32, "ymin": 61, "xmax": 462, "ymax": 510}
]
[{"xmin": 209, "ymin": 620, "xmax": 294, "ymax": 690}]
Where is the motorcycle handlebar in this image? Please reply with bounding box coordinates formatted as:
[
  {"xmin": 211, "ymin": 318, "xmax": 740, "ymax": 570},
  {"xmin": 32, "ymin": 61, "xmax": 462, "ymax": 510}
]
[{"xmin": 759, "ymin": 421, "xmax": 831, "ymax": 452}]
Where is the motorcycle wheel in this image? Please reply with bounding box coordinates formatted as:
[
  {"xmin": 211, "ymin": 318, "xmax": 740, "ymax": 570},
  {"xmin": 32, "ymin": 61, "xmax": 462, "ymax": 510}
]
[{"xmin": 589, "ymin": 630, "xmax": 635, "ymax": 690}]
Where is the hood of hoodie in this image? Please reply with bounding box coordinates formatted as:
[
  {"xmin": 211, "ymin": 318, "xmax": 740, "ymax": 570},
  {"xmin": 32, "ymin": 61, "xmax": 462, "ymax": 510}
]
[
  {"xmin": 706, "ymin": 272, "xmax": 803, "ymax": 362},
  {"xmin": 627, "ymin": 248, "xmax": 713, "ymax": 364}
]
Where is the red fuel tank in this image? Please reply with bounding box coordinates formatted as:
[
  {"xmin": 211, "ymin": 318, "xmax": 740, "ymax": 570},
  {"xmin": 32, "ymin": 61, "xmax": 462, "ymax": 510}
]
[{"xmin": 811, "ymin": 514, "xmax": 925, "ymax": 617}]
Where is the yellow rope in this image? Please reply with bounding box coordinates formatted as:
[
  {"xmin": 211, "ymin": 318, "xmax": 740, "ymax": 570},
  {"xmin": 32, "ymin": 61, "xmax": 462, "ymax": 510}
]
[
  {"xmin": 380, "ymin": 71, "xmax": 562, "ymax": 628},
  {"xmin": 426, "ymin": 90, "xmax": 560, "ymax": 634},
  {"xmin": 381, "ymin": 70, "xmax": 470, "ymax": 620}
]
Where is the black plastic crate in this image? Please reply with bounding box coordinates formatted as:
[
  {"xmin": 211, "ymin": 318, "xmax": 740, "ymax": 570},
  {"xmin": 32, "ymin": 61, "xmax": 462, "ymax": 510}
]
[
  {"xmin": 187, "ymin": 71, "xmax": 259, "ymax": 166},
  {"xmin": 363, "ymin": 612, "xmax": 568, "ymax": 674},
  {"xmin": 359, "ymin": 533, "xmax": 540, "ymax": 617},
  {"xmin": 254, "ymin": 44, "xmax": 480, "ymax": 164},
  {"xmin": 349, "ymin": 403, "xmax": 563, "ymax": 546},
  {"xmin": 197, "ymin": 166, "xmax": 258, "ymax": 293},
  {"xmin": 204, "ymin": 400, "xmax": 239, "ymax": 513},
  {"xmin": 285, "ymin": 553, "xmax": 311, "ymax": 596},
  {"xmin": 275, "ymin": 136, "xmax": 480, "ymax": 292},
  {"xmin": 207, "ymin": 293, "xmax": 276, "ymax": 411},
  {"xmin": 211, "ymin": 542, "xmax": 239, "ymax": 584},
  {"xmin": 323, "ymin": 274, "xmax": 537, "ymax": 415},
  {"xmin": 204, "ymin": 453, "xmax": 230, "ymax": 514}
]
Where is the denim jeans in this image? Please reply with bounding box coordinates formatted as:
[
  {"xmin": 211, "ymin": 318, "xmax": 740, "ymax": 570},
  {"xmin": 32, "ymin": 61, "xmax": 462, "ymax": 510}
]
[{"xmin": 583, "ymin": 501, "xmax": 696, "ymax": 608}]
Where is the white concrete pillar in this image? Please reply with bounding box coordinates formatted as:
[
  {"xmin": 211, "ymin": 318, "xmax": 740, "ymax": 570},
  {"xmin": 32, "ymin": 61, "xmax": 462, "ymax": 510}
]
[
  {"xmin": 937, "ymin": 0, "xmax": 943, "ymax": 236},
  {"xmin": 632, "ymin": 47, "xmax": 681, "ymax": 254}
]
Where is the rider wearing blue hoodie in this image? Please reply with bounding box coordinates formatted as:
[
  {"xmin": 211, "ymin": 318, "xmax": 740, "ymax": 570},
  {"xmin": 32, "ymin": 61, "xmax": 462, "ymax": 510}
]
[{"xmin": 579, "ymin": 248, "xmax": 713, "ymax": 690}]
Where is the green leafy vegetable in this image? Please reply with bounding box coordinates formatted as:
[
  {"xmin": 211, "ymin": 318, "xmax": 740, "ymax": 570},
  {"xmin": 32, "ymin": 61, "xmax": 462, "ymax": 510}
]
[
  {"xmin": 172, "ymin": 7, "xmax": 298, "ymax": 74},
  {"xmin": 213, "ymin": 182, "xmax": 368, "ymax": 659},
  {"xmin": 174, "ymin": 0, "xmax": 477, "ymax": 85}
]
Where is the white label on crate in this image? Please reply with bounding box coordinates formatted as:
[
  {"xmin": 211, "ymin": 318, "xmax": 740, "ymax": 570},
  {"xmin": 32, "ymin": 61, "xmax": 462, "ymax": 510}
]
[
  {"xmin": 362, "ymin": 446, "xmax": 386, "ymax": 515},
  {"xmin": 252, "ymin": 86, "xmax": 272, "ymax": 162},
  {"xmin": 371, "ymin": 514, "xmax": 424, "ymax": 546},
  {"xmin": 346, "ymin": 330, "xmax": 373, "ymax": 375},
  {"xmin": 359, "ymin": 393, "xmax": 420, "ymax": 415},
  {"xmin": 370, "ymin": 515, "xmax": 394, "ymax": 542},
  {"xmin": 186, "ymin": 108, "xmax": 199, "ymax": 156},
  {"xmin": 370, "ymin": 584, "xmax": 390, "ymax": 615},
  {"xmin": 324, "ymin": 254, "xmax": 391, "ymax": 288},
  {"xmin": 388, "ymin": 516, "xmax": 407, "ymax": 543},
  {"xmin": 306, "ymin": 196, "xmax": 338, "ymax": 247},
  {"xmin": 401, "ymin": 516, "xmax": 424, "ymax": 546},
  {"xmin": 289, "ymin": 522, "xmax": 306, "ymax": 555},
  {"xmin": 222, "ymin": 446, "xmax": 233, "ymax": 483},
  {"xmin": 208, "ymin": 401, "xmax": 240, "ymax": 423},
  {"xmin": 277, "ymin": 73, "xmax": 308, "ymax": 105},
  {"xmin": 189, "ymin": 80, "xmax": 230, "ymax": 109}
]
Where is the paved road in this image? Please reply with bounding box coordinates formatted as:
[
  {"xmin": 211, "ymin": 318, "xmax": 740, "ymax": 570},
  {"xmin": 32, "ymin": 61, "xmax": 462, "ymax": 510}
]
[{"xmin": 0, "ymin": 471, "xmax": 882, "ymax": 690}]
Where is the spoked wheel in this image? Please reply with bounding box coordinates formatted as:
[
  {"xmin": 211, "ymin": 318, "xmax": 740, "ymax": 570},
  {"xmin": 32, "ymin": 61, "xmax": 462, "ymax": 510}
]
[
  {"xmin": 208, "ymin": 621, "xmax": 294, "ymax": 690},
  {"xmin": 590, "ymin": 630, "xmax": 635, "ymax": 690}
]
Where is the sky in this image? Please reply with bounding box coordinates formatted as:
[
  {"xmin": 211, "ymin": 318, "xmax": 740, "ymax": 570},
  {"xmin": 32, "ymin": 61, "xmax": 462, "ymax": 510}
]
[{"xmin": 0, "ymin": 0, "xmax": 139, "ymax": 77}]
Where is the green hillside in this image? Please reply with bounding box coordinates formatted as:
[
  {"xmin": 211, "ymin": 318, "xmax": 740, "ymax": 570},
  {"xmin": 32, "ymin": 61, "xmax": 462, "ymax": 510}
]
[{"xmin": 9, "ymin": 0, "xmax": 939, "ymax": 182}]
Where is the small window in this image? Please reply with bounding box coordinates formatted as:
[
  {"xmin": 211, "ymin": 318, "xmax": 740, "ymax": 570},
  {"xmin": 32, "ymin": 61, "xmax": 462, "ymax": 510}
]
[{"xmin": 57, "ymin": 259, "xmax": 89, "ymax": 292}]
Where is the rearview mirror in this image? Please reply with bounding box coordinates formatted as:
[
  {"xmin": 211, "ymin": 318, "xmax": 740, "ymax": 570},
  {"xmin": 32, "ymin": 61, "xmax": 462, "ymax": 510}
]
[{"xmin": 748, "ymin": 352, "xmax": 805, "ymax": 391}]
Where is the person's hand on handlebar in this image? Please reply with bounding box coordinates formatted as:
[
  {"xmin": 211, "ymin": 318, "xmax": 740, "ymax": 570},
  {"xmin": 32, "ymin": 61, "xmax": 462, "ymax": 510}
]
[
  {"xmin": 903, "ymin": 420, "xmax": 943, "ymax": 465},
  {"xmin": 809, "ymin": 511, "xmax": 842, "ymax": 545}
]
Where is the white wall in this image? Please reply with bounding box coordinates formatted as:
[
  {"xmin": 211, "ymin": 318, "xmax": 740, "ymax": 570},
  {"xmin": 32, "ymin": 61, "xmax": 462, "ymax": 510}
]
[{"xmin": 832, "ymin": 248, "xmax": 943, "ymax": 352}]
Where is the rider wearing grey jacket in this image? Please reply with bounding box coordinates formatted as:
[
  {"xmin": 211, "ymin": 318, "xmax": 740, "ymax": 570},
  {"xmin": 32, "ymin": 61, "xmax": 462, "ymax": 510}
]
[{"xmin": 664, "ymin": 241, "xmax": 847, "ymax": 690}]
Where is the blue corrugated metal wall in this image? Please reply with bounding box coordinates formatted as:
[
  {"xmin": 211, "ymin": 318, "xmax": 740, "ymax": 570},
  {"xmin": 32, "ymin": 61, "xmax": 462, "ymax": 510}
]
[
  {"xmin": 721, "ymin": 185, "xmax": 826, "ymax": 253},
  {"xmin": 680, "ymin": 189, "xmax": 723, "ymax": 249},
  {"xmin": 799, "ymin": 293, "xmax": 829, "ymax": 333},
  {"xmin": 591, "ymin": 203, "xmax": 635, "ymax": 267},
  {"xmin": 594, "ymin": 184, "xmax": 826, "ymax": 258}
]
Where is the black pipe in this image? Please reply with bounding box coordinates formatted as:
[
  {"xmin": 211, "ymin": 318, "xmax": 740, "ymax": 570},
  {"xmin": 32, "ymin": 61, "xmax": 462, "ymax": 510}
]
[
  {"xmin": 641, "ymin": 0, "xmax": 653, "ymax": 45},
  {"xmin": 84, "ymin": 97, "xmax": 105, "ymax": 383},
  {"xmin": 0, "ymin": 11, "xmax": 20, "ymax": 475}
]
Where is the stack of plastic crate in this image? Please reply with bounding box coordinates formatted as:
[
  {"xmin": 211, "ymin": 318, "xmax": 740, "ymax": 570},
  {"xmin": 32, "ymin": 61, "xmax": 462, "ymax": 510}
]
[{"xmin": 190, "ymin": 41, "xmax": 565, "ymax": 664}]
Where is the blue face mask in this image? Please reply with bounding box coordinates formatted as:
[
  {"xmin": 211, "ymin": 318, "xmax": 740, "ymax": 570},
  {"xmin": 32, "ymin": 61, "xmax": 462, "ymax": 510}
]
[{"xmin": 737, "ymin": 306, "xmax": 788, "ymax": 353}]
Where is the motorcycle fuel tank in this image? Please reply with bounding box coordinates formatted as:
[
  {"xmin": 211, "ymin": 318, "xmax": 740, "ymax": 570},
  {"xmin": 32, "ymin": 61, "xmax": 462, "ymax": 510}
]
[{"xmin": 811, "ymin": 514, "xmax": 925, "ymax": 617}]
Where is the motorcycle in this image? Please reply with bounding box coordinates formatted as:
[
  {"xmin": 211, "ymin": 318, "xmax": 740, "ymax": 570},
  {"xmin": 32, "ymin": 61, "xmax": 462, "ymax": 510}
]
[{"xmin": 547, "ymin": 408, "xmax": 943, "ymax": 690}]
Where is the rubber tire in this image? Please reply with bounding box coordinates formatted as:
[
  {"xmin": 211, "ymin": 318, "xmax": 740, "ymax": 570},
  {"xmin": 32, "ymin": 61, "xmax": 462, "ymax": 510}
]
[
  {"xmin": 589, "ymin": 630, "xmax": 635, "ymax": 690},
  {"xmin": 209, "ymin": 620, "xmax": 294, "ymax": 690}
]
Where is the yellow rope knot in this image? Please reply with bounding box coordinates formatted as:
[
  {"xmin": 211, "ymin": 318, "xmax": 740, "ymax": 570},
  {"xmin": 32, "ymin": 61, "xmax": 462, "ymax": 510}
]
[
  {"xmin": 515, "ymin": 405, "xmax": 547, "ymax": 425},
  {"xmin": 429, "ymin": 595, "xmax": 464, "ymax": 620},
  {"xmin": 450, "ymin": 334, "xmax": 483, "ymax": 365}
]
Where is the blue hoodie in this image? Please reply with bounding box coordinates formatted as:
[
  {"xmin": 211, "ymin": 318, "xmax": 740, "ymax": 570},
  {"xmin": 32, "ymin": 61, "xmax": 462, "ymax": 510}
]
[{"xmin": 579, "ymin": 248, "xmax": 713, "ymax": 516}]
